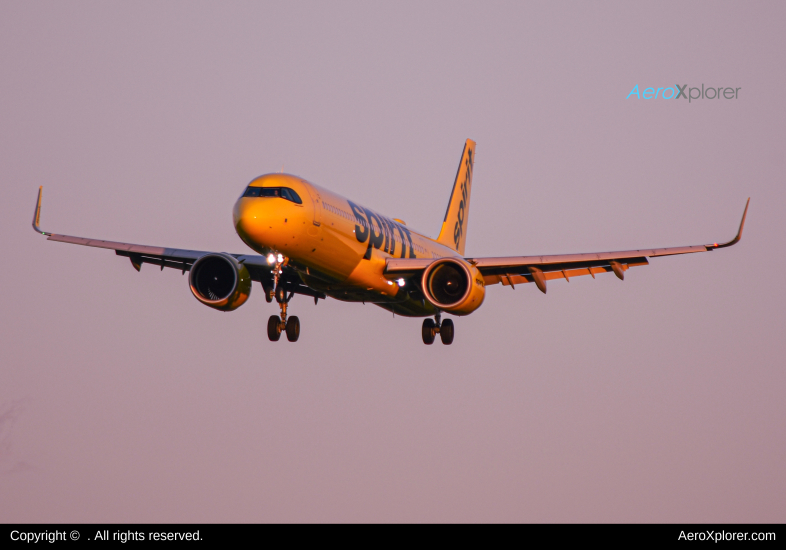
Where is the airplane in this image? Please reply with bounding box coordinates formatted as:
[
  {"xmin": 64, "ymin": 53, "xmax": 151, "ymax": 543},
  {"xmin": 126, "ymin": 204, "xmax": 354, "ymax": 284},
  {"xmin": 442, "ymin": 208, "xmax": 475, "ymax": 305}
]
[{"xmin": 32, "ymin": 139, "xmax": 749, "ymax": 345}]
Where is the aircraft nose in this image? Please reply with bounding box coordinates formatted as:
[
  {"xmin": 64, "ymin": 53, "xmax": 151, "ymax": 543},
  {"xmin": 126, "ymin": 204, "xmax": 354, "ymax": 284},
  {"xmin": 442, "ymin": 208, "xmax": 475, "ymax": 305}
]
[
  {"xmin": 233, "ymin": 197, "xmax": 264, "ymax": 243},
  {"xmin": 233, "ymin": 195, "xmax": 293, "ymax": 253}
]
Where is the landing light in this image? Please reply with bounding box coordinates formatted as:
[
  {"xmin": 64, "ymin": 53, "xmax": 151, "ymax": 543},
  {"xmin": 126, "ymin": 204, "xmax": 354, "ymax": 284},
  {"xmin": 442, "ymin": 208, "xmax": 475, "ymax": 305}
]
[
  {"xmin": 397, "ymin": 278, "xmax": 406, "ymax": 287},
  {"xmin": 277, "ymin": 253, "xmax": 284, "ymax": 263},
  {"xmin": 267, "ymin": 253, "xmax": 276, "ymax": 264}
]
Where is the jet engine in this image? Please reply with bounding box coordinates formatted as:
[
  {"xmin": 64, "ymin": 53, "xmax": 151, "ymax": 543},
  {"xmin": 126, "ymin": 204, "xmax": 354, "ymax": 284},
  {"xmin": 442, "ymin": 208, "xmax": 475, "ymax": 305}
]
[
  {"xmin": 188, "ymin": 253, "xmax": 252, "ymax": 311},
  {"xmin": 421, "ymin": 258, "xmax": 485, "ymax": 315}
]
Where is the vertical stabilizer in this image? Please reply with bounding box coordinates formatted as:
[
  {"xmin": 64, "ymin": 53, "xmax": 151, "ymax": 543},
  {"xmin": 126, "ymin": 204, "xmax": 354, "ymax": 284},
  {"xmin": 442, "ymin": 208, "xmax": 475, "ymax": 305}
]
[{"xmin": 436, "ymin": 139, "xmax": 475, "ymax": 255}]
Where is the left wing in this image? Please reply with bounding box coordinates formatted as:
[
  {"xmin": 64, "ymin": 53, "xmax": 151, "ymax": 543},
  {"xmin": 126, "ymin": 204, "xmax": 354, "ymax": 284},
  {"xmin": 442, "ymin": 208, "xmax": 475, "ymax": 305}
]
[
  {"xmin": 387, "ymin": 199, "xmax": 749, "ymax": 293},
  {"xmin": 32, "ymin": 187, "xmax": 325, "ymax": 299}
]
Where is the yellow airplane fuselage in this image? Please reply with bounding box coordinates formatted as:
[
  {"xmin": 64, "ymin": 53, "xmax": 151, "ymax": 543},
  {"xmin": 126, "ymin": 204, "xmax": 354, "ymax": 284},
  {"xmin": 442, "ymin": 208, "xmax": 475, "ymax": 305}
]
[
  {"xmin": 31, "ymin": 137, "xmax": 748, "ymax": 345},
  {"xmin": 232, "ymin": 174, "xmax": 466, "ymax": 316}
]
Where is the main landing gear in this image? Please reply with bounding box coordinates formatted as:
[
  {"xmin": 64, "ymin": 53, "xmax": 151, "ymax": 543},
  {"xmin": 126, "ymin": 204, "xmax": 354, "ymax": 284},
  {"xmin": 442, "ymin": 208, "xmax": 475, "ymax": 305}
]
[
  {"xmin": 266, "ymin": 253, "xmax": 300, "ymax": 343},
  {"xmin": 422, "ymin": 311, "xmax": 454, "ymax": 345}
]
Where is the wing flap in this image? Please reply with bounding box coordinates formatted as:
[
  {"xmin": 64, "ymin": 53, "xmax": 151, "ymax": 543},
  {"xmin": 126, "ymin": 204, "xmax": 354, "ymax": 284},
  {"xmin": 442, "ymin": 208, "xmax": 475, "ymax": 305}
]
[
  {"xmin": 467, "ymin": 247, "xmax": 706, "ymax": 270},
  {"xmin": 48, "ymin": 233, "xmax": 205, "ymax": 260},
  {"xmin": 484, "ymin": 259, "xmax": 650, "ymax": 287}
]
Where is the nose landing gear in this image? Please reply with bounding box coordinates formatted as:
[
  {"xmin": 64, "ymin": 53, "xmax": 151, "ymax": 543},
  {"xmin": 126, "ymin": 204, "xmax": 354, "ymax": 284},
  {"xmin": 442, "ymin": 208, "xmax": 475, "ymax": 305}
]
[
  {"xmin": 267, "ymin": 291, "xmax": 300, "ymax": 342},
  {"xmin": 422, "ymin": 311, "xmax": 454, "ymax": 345},
  {"xmin": 266, "ymin": 252, "xmax": 300, "ymax": 343}
]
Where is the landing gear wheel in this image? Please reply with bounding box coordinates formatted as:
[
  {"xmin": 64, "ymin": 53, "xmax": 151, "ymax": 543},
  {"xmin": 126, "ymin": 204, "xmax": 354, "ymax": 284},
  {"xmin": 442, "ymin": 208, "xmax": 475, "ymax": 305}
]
[
  {"xmin": 440, "ymin": 319, "xmax": 454, "ymax": 345},
  {"xmin": 264, "ymin": 285, "xmax": 273, "ymax": 303},
  {"xmin": 285, "ymin": 316, "xmax": 300, "ymax": 342},
  {"xmin": 422, "ymin": 319, "xmax": 436, "ymax": 345},
  {"xmin": 267, "ymin": 315, "xmax": 282, "ymax": 342},
  {"xmin": 275, "ymin": 285, "xmax": 287, "ymax": 304}
]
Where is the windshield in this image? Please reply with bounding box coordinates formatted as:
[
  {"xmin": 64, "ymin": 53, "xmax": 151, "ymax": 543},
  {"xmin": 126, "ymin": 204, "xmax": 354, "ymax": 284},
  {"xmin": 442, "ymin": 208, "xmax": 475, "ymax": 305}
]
[{"xmin": 242, "ymin": 186, "xmax": 302, "ymax": 204}]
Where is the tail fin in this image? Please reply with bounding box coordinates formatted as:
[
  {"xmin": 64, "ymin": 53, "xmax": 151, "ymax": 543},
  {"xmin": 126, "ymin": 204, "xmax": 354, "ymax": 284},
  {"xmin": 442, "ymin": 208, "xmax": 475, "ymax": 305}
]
[{"xmin": 436, "ymin": 139, "xmax": 475, "ymax": 255}]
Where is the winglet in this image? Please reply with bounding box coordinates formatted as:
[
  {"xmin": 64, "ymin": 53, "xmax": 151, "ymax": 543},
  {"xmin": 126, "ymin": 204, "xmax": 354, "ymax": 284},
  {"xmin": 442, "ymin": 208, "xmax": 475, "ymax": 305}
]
[
  {"xmin": 707, "ymin": 198, "xmax": 749, "ymax": 250},
  {"xmin": 32, "ymin": 186, "xmax": 49, "ymax": 236}
]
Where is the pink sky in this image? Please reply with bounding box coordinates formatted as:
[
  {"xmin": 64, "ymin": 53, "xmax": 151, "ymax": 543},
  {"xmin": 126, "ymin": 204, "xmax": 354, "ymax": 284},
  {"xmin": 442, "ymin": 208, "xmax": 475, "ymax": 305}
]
[{"xmin": 1, "ymin": 1, "xmax": 784, "ymax": 522}]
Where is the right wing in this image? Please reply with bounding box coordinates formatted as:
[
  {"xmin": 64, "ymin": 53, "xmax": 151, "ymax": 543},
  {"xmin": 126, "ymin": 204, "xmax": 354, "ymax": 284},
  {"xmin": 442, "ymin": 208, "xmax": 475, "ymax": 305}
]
[{"xmin": 32, "ymin": 187, "xmax": 325, "ymax": 299}]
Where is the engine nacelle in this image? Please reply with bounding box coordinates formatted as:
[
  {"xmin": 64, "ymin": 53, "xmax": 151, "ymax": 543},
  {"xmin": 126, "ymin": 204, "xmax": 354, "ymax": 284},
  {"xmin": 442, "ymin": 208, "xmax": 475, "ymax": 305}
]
[
  {"xmin": 421, "ymin": 258, "xmax": 485, "ymax": 316},
  {"xmin": 189, "ymin": 253, "xmax": 252, "ymax": 311}
]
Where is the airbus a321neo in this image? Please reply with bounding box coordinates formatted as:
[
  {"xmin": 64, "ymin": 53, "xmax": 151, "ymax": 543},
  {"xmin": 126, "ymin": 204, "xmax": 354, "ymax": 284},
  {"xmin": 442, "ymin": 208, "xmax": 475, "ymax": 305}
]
[{"xmin": 32, "ymin": 140, "xmax": 749, "ymax": 345}]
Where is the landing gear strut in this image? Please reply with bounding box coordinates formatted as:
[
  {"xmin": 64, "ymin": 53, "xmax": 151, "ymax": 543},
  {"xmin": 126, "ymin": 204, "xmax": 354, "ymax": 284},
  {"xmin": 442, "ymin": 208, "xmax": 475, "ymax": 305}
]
[
  {"xmin": 422, "ymin": 311, "xmax": 454, "ymax": 345},
  {"xmin": 266, "ymin": 253, "xmax": 300, "ymax": 343},
  {"xmin": 267, "ymin": 288, "xmax": 300, "ymax": 342}
]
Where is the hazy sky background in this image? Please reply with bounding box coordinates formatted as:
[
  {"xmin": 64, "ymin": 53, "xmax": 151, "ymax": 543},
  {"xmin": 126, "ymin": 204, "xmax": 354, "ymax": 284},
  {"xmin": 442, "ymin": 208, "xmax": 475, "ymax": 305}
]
[{"xmin": 1, "ymin": 1, "xmax": 784, "ymax": 522}]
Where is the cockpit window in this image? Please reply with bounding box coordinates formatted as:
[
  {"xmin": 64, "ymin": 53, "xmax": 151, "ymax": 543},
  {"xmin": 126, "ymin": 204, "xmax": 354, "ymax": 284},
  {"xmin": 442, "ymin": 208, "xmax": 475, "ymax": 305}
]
[
  {"xmin": 243, "ymin": 186, "xmax": 302, "ymax": 204},
  {"xmin": 280, "ymin": 188, "xmax": 303, "ymax": 204}
]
